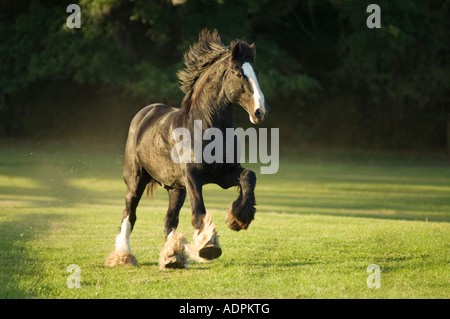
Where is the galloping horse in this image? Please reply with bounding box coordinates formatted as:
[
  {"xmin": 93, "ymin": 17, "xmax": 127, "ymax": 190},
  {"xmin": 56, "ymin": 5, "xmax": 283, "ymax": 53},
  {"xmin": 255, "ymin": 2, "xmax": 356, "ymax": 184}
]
[{"xmin": 106, "ymin": 29, "xmax": 269, "ymax": 269}]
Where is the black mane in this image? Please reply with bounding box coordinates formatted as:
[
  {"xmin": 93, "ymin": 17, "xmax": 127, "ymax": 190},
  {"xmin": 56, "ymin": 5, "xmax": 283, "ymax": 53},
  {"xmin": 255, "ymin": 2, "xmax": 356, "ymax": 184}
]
[{"xmin": 177, "ymin": 29, "xmax": 229, "ymax": 111}]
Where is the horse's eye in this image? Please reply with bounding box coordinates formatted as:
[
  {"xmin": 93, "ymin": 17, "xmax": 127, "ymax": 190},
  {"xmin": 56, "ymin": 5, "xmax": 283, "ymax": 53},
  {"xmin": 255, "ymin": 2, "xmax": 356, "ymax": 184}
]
[{"xmin": 232, "ymin": 64, "xmax": 242, "ymax": 76}]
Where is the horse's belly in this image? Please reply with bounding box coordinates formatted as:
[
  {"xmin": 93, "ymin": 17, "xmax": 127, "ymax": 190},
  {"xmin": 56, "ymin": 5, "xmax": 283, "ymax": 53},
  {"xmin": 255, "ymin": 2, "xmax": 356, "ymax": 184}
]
[{"xmin": 142, "ymin": 155, "xmax": 185, "ymax": 188}]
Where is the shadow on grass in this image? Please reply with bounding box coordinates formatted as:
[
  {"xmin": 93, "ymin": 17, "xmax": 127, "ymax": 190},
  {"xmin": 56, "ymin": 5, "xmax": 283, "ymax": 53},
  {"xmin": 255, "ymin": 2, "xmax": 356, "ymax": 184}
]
[{"xmin": 0, "ymin": 212, "xmax": 66, "ymax": 298}]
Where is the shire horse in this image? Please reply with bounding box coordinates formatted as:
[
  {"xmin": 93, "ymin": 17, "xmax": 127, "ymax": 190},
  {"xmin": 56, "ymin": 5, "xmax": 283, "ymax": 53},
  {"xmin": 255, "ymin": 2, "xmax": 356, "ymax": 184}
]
[{"xmin": 106, "ymin": 29, "xmax": 269, "ymax": 269}]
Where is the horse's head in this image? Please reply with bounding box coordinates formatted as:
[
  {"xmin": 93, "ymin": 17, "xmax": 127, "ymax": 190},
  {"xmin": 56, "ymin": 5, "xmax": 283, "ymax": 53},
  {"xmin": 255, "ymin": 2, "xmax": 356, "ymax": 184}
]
[{"xmin": 224, "ymin": 41, "xmax": 269, "ymax": 124}]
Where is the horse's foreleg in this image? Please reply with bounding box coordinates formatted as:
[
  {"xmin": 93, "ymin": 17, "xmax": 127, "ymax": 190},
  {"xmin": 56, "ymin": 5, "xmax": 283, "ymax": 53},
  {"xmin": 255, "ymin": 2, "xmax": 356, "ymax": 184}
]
[
  {"xmin": 162, "ymin": 188, "xmax": 185, "ymax": 236},
  {"xmin": 185, "ymin": 168, "xmax": 222, "ymax": 262},
  {"xmin": 224, "ymin": 168, "xmax": 257, "ymax": 231},
  {"xmin": 159, "ymin": 187, "xmax": 189, "ymax": 269}
]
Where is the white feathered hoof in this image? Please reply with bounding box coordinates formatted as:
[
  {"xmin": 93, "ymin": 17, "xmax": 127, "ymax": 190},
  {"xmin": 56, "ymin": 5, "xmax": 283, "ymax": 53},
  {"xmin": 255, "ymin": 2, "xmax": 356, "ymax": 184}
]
[
  {"xmin": 106, "ymin": 216, "xmax": 138, "ymax": 267},
  {"xmin": 189, "ymin": 213, "xmax": 222, "ymax": 262},
  {"xmin": 159, "ymin": 230, "xmax": 189, "ymax": 270},
  {"xmin": 105, "ymin": 250, "xmax": 138, "ymax": 267}
]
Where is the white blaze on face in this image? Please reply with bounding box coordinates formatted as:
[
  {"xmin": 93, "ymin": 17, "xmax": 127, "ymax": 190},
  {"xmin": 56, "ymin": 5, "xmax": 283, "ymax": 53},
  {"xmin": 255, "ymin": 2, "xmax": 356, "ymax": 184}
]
[{"xmin": 242, "ymin": 62, "xmax": 266, "ymax": 123}]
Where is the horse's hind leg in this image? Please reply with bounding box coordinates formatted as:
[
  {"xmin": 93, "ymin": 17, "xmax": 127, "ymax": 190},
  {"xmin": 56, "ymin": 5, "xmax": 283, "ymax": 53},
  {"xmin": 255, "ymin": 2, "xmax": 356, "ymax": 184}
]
[
  {"xmin": 105, "ymin": 166, "xmax": 150, "ymax": 267},
  {"xmin": 159, "ymin": 187, "xmax": 190, "ymax": 269}
]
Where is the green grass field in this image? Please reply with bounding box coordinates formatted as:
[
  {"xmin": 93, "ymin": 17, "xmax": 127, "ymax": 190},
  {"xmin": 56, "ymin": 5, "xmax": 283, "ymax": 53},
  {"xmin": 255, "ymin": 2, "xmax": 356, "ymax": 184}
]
[{"xmin": 0, "ymin": 141, "xmax": 449, "ymax": 298}]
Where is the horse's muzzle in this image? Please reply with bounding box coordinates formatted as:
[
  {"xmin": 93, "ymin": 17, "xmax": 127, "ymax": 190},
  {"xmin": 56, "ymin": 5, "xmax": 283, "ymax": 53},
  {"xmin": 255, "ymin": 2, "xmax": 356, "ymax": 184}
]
[{"xmin": 253, "ymin": 102, "xmax": 269, "ymax": 124}]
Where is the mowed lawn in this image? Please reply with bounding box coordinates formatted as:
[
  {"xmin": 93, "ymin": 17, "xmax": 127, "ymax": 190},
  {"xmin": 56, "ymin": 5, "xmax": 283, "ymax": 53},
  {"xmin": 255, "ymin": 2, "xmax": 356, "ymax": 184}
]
[{"xmin": 0, "ymin": 141, "xmax": 449, "ymax": 298}]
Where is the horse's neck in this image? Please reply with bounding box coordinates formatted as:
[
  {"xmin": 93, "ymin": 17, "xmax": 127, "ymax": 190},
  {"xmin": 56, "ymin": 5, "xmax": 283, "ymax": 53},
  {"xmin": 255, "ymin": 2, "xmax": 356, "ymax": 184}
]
[
  {"xmin": 187, "ymin": 82, "xmax": 234, "ymax": 129},
  {"xmin": 187, "ymin": 101, "xmax": 234, "ymax": 130},
  {"xmin": 210, "ymin": 102, "xmax": 234, "ymax": 128}
]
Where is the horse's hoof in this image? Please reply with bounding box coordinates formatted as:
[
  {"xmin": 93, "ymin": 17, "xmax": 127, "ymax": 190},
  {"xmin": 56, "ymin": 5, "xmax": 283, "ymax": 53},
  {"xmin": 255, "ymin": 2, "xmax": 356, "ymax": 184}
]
[
  {"xmin": 226, "ymin": 200, "xmax": 255, "ymax": 231},
  {"xmin": 105, "ymin": 250, "xmax": 138, "ymax": 267},
  {"xmin": 163, "ymin": 255, "xmax": 187, "ymax": 269},
  {"xmin": 226, "ymin": 213, "xmax": 246, "ymax": 231},
  {"xmin": 199, "ymin": 244, "xmax": 222, "ymax": 260},
  {"xmin": 159, "ymin": 231, "xmax": 189, "ymax": 269}
]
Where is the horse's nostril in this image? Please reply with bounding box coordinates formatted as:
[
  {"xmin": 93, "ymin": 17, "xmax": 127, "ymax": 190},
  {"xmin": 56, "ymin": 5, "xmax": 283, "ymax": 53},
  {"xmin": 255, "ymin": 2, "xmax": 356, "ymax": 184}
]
[{"xmin": 254, "ymin": 109, "xmax": 262, "ymax": 120}]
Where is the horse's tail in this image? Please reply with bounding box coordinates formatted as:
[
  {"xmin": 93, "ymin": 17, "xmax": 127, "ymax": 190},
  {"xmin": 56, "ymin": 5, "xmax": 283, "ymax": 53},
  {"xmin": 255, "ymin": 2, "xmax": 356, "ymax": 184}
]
[{"xmin": 146, "ymin": 180, "xmax": 159, "ymax": 199}]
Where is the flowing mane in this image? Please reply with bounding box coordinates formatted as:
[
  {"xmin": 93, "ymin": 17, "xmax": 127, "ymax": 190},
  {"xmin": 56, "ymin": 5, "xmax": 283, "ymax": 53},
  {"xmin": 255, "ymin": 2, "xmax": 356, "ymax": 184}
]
[{"xmin": 177, "ymin": 29, "xmax": 229, "ymax": 111}]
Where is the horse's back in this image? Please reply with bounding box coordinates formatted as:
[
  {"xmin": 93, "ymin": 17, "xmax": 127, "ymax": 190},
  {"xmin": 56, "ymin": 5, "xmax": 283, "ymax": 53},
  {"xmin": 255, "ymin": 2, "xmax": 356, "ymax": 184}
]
[
  {"xmin": 129, "ymin": 103, "xmax": 172, "ymax": 131},
  {"xmin": 127, "ymin": 103, "xmax": 176, "ymax": 144}
]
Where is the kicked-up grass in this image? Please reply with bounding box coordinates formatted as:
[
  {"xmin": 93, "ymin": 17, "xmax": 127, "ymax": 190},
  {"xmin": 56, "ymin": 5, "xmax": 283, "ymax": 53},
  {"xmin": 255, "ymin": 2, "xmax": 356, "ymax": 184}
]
[{"xmin": 0, "ymin": 140, "xmax": 448, "ymax": 298}]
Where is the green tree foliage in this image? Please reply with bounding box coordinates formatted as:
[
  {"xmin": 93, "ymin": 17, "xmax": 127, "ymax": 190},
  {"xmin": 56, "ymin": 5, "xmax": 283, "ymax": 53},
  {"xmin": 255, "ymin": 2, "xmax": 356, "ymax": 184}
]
[
  {"xmin": 334, "ymin": 0, "xmax": 449, "ymax": 149},
  {"xmin": 0, "ymin": 0, "xmax": 322, "ymax": 102},
  {"xmin": 337, "ymin": 0, "xmax": 449, "ymax": 107},
  {"xmin": 0, "ymin": 0, "xmax": 448, "ymax": 150}
]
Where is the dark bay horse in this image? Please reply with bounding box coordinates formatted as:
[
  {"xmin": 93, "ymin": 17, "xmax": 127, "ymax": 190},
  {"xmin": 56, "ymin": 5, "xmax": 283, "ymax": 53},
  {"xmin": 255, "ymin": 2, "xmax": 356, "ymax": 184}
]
[{"xmin": 106, "ymin": 29, "xmax": 269, "ymax": 269}]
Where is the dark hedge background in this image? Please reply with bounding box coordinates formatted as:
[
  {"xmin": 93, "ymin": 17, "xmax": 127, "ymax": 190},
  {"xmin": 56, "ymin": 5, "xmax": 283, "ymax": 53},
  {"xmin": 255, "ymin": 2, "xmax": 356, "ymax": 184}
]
[{"xmin": 0, "ymin": 0, "xmax": 449, "ymax": 152}]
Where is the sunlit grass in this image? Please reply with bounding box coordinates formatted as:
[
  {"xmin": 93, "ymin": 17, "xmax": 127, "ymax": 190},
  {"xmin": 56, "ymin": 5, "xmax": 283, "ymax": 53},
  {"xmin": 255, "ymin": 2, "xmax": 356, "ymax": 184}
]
[{"xmin": 0, "ymin": 141, "xmax": 449, "ymax": 298}]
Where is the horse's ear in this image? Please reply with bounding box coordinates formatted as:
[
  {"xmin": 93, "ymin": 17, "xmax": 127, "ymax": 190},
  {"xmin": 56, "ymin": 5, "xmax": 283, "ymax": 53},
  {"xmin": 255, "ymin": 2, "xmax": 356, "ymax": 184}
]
[
  {"xmin": 250, "ymin": 43, "xmax": 256, "ymax": 56},
  {"xmin": 230, "ymin": 41, "xmax": 242, "ymax": 61},
  {"xmin": 249, "ymin": 43, "xmax": 256, "ymax": 62},
  {"xmin": 231, "ymin": 41, "xmax": 255, "ymax": 63}
]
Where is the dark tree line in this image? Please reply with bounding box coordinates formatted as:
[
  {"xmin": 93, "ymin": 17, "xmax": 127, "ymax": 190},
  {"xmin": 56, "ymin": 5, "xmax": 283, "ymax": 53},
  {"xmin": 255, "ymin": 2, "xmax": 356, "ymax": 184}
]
[{"xmin": 0, "ymin": 0, "xmax": 449, "ymax": 151}]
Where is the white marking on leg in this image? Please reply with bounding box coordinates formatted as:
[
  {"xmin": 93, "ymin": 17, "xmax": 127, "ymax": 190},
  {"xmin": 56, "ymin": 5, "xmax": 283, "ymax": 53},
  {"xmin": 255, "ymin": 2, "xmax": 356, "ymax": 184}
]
[
  {"xmin": 242, "ymin": 62, "xmax": 266, "ymax": 114},
  {"xmin": 115, "ymin": 216, "xmax": 132, "ymax": 252}
]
